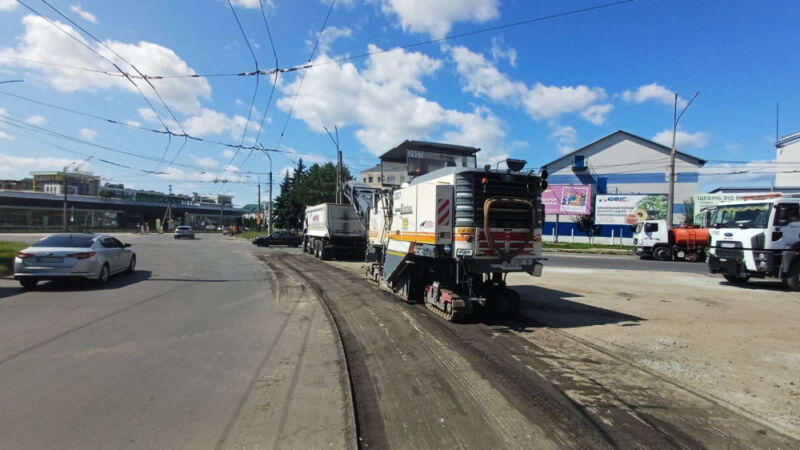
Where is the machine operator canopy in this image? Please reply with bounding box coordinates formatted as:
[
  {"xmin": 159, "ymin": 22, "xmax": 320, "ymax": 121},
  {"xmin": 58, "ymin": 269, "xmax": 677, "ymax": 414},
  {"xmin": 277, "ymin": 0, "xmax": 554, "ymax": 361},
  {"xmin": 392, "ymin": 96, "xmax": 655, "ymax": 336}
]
[{"xmin": 379, "ymin": 140, "xmax": 479, "ymax": 186}]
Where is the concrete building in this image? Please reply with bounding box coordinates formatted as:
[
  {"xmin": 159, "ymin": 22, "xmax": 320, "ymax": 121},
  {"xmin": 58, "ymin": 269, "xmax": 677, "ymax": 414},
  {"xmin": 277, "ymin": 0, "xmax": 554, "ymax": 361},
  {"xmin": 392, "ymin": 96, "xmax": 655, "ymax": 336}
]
[
  {"xmin": 541, "ymin": 130, "xmax": 706, "ymax": 243},
  {"xmin": 359, "ymin": 162, "xmax": 408, "ymax": 189},
  {"xmin": 0, "ymin": 190, "xmax": 246, "ymax": 230},
  {"xmin": 0, "ymin": 178, "xmax": 32, "ymax": 191},
  {"xmin": 31, "ymin": 170, "xmax": 101, "ymax": 196},
  {"xmin": 776, "ymin": 131, "xmax": 800, "ymax": 187}
]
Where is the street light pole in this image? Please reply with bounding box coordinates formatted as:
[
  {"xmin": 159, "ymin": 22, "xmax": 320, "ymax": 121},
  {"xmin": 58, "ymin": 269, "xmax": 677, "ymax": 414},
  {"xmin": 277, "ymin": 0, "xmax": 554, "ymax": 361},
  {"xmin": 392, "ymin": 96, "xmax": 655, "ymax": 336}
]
[
  {"xmin": 257, "ymin": 176, "xmax": 261, "ymax": 232},
  {"xmin": 62, "ymin": 165, "xmax": 68, "ymax": 231},
  {"xmin": 666, "ymin": 90, "xmax": 699, "ymax": 229}
]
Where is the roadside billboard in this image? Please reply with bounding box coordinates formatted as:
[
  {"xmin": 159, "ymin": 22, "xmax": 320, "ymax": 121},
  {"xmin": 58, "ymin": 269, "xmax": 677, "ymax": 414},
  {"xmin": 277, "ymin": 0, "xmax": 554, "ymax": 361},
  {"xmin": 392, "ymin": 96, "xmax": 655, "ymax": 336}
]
[
  {"xmin": 595, "ymin": 194, "xmax": 668, "ymax": 225},
  {"xmin": 692, "ymin": 192, "xmax": 777, "ymax": 224},
  {"xmin": 541, "ymin": 185, "xmax": 592, "ymax": 215}
]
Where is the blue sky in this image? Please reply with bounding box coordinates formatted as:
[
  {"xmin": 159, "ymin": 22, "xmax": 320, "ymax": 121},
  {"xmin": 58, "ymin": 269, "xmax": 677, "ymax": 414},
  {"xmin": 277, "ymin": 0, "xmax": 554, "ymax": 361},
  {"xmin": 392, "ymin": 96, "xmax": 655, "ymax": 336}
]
[{"xmin": 0, "ymin": 0, "xmax": 798, "ymax": 204}]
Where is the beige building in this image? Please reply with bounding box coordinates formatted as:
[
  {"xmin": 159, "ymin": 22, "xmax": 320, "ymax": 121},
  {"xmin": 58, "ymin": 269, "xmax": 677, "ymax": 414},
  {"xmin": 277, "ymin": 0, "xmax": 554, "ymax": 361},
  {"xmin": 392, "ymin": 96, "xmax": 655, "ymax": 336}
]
[
  {"xmin": 359, "ymin": 162, "xmax": 408, "ymax": 189},
  {"xmin": 776, "ymin": 131, "xmax": 800, "ymax": 187},
  {"xmin": 31, "ymin": 170, "xmax": 100, "ymax": 196}
]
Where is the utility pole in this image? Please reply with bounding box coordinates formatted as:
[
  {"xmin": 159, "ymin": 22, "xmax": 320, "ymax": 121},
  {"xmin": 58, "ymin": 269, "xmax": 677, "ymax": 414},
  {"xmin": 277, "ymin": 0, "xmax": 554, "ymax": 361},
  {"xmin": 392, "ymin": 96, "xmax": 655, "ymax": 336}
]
[
  {"xmin": 666, "ymin": 90, "xmax": 699, "ymax": 229},
  {"xmin": 62, "ymin": 165, "xmax": 68, "ymax": 231},
  {"xmin": 167, "ymin": 184, "xmax": 172, "ymax": 229},
  {"xmin": 325, "ymin": 125, "xmax": 343, "ymax": 204},
  {"xmin": 257, "ymin": 177, "xmax": 262, "ymax": 231}
]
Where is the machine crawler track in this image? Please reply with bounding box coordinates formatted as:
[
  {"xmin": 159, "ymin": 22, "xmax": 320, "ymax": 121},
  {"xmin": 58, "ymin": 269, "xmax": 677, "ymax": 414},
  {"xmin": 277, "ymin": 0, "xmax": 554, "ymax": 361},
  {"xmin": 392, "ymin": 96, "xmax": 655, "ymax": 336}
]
[{"xmin": 425, "ymin": 288, "xmax": 467, "ymax": 322}]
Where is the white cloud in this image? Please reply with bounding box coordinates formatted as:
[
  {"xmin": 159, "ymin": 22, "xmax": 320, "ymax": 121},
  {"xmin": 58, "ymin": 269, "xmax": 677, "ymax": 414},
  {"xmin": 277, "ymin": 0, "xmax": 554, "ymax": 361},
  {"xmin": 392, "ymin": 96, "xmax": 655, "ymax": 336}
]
[
  {"xmin": 25, "ymin": 115, "xmax": 46, "ymax": 125},
  {"xmin": 234, "ymin": 98, "xmax": 244, "ymax": 106},
  {"xmin": 0, "ymin": 0, "xmax": 18, "ymax": 12},
  {"xmin": 490, "ymin": 36, "xmax": 516, "ymax": 67},
  {"xmin": 189, "ymin": 154, "xmax": 219, "ymax": 169},
  {"xmin": 550, "ymin": 124, "xmax": 578, "ymax": 155},
  {"xmin": 137, "ymin": 108, "xmax": 179, "ymax": 129},
  {"xmin": 69, "ymin": 4, "xmax": 97, "ymax": 23},
  {"xmin": 180, "ymin": 108, "xmax": 259, "ymax": 140},
  {"xmin": 222, "ymin": 149, "xmax": 236, "ymax": 158},
  {"xmin": 450, "ymin": 45, "xmax": 607, "ymax": 123},
  {"xmin": 0, "ymin": 15, "xmax": 212, "ymax": 114},
  {"xmin": 309, "ymin": 25, "xmax": 352, "ymax": 55},
  {"xmin": 652, "ymin": 129, "xmax": 710, "ymax": 150},
  {"xmin": 230, "ymin": 0, "xmax": 273, "ymax": 9},
  {"xmin": 580, "ymin": 104, "xmax": 613, "ymax": 125},
  {"xmin": 379, "ymin": 0, "xmax": 499, "ymax": 37},
  {"xmin": 155, "ymin": 166, "xmax": 245, "ymax": 183},
  {"xmin": 620, "ymin": 83, "xmax": 687, "ymax": 108},
  {"xmin": 699, "ymin": 160, "xmax": 778, "ymax": 184},
  {"xmin": 276, "ymin": 46, "xmax": 508, "ymax": 162},
  {"xmin": 79, "ymin": 127, "xmax": 97, "ymax": 141},
  {"xmin": 124, "ymin": 119, "xmax": 141, "ymax": 127},
  {"xmin": 0, "ymin": 152, "xmax": 88, "ymax": 177},
  {"xmin": 0, "ymin": 108, "xmax": 12, "ymax": 140}
]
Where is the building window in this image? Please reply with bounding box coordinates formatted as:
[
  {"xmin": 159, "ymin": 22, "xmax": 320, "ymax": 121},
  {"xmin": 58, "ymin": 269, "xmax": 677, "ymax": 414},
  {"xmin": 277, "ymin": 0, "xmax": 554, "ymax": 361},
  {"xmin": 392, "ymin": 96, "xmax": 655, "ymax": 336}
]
[
  {"xmin": 368, "ymin": 176, "xmax": 373, "ymax": 183},
  {"xmin": 363, "ymin": 178, "xmax": 366, "ymax": 183},
  {"xmin": 386, "ymin": 176, "xmax": 395, "ymax": 183},
  {"xmin": 400, "ymin": 176, "xmax": 405, "ymax": 182}
]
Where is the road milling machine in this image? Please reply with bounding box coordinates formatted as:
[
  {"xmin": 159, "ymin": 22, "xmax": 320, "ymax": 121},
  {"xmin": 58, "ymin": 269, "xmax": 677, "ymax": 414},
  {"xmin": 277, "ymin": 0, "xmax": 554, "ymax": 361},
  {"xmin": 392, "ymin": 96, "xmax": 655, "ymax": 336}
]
[{"xmin": 351, "ymin": 140, "xmax": 547, "ymax": 322}]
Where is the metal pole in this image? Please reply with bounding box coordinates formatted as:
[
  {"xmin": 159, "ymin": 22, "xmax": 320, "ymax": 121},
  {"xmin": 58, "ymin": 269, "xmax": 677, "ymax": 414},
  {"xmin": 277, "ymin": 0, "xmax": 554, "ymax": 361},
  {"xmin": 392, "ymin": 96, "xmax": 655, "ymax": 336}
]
[
  {"xmin": 266, "ymin": 152, "xmax": 272, "ymax": 234},
  {"xmin": 257, "ymin": 177, "xmax": 261, "ymax": 231},
  {"xmin": 667, "ymin": 93, "xmax": 678, "ymax": 229},
  {"xmin": 63, "ymin": 166, "xmax": 68, "ymax": 231},
  {"xmin": 666, "ymin": 91, "xmax": 699, "ymax": 229}
]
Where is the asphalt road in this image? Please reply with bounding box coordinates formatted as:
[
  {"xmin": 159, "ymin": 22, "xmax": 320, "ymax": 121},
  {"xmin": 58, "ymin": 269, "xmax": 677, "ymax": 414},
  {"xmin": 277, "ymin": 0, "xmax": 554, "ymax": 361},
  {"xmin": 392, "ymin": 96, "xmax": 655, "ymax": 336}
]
[
  {"xmin": 0, "ymin": 233, "xmax": 353, "ymax": 450},
  {"xmin": 545, "ymin": 252, "xmax": 711, "ymax": 274},
  {"xmin": 264, "ymin": 249, "xmax": 797, "ymax": 448}
]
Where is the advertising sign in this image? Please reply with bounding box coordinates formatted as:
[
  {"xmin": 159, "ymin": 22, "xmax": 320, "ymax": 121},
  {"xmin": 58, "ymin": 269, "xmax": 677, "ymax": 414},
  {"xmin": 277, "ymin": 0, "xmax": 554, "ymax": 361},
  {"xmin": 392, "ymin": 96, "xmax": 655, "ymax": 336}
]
[
  {"xmin": 541, "ymin": 185, "xmax": 592, "ymax": 215},
  {"xmin": 595, "ymin": 194, "xmax": 668, "ymax": 225},
  {"xmin": 692, "ymin": 192, "xmax": 776, "ymax": 225}
]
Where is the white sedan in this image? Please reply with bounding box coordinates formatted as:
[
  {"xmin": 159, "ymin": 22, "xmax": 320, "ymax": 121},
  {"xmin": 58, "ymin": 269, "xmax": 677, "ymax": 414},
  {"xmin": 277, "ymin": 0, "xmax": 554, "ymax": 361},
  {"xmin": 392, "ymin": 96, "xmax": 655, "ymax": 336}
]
[{"xmin": 13, "ymin": 233, "xmax": 136, "ymax": 289}]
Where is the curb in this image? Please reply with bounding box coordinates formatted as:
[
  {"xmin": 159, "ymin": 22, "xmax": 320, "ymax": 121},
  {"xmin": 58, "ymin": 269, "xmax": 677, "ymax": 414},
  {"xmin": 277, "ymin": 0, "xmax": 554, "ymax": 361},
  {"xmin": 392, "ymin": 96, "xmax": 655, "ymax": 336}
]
[{"xmin": 543, "ymin": 248, "xmax": 634, "ymax": 256}]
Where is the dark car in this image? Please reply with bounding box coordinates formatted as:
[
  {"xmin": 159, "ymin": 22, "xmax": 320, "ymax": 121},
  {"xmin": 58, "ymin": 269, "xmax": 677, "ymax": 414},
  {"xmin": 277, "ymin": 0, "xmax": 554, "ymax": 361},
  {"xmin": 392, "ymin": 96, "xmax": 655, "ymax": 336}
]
[{"xmin": 252, "ymin": 231, "xmax": 302, "ymax": 247}]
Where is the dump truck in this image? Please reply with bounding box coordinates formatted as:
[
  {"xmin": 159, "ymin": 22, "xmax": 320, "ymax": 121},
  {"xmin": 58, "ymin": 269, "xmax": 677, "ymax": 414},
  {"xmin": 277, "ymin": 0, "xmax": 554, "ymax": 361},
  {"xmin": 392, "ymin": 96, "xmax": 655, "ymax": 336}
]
[
  {"xmin": 633, "ymin": 219, "xmax": 709, "ymax": 261},
  {"xmin": 303, "ymin": 203, "xmax": 365, "ymax": 260},
  {"xmin": 707, "ymin": 194, "xmax": 800, "ymax": 289},
  {"xmin": 358, "ymin": 140, "xmax": 547, "ymax": 321}
]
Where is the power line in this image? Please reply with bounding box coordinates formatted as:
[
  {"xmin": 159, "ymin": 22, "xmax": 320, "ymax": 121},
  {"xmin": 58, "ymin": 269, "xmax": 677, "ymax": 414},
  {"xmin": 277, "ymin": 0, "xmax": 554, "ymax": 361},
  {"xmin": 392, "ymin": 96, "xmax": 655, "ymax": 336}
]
[
  {"xmin": 4, "ymin": 0, "xmax": 638, "ymax": 81},
  {"xmin": 237, "ymin": 0, "xmax": 280, "ymax": 170},
  {"xmin": 35, "ymin": 0, "xmax": 191, "ymax": 170},
  {"xmin": 0, "ymin": 113, "xmax": 271, "ymax": 175},
  {"xmin": 0, "ymin": 90, "xmax": 293, "ymax": 154},
  {"xmin": 221, "ymin": 0, "xmax": 261, "ymax": 170},
  {"xmin": 14, "ymin": 0, "xmax": 178, "ymax": 170},
  {"xmin": 275, "ymin": 0, "xmax": 336, "ymax": 166}
]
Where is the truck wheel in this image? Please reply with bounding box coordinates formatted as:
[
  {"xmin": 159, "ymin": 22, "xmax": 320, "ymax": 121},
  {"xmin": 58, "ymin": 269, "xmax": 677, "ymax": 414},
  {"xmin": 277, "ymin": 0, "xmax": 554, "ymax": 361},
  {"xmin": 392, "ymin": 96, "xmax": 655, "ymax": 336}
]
[
  {"xmin": 319, "ymin": 243, "xmax": 329, "ymax": 260},
  {"xmin": 315, "ymin": 241, "xmax": 322, "ymax": 259},
  {"xmin": 782, "ymin": 264, "xmax": 800, "ymax": 291},
  {"xmin": 723, "ymin": 274, "xmax": 750, "ymax": 284},
  {"xmin": 652, "ymin": 246, "xmax": 671, "ymax": 261}
]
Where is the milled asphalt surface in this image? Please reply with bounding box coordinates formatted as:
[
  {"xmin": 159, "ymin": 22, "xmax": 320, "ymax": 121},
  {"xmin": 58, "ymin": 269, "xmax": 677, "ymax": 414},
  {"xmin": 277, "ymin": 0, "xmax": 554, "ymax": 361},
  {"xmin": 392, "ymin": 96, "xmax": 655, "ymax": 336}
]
[{"xmin": 0, "ymin": 233, "xmax": 354, "ymax": 450}]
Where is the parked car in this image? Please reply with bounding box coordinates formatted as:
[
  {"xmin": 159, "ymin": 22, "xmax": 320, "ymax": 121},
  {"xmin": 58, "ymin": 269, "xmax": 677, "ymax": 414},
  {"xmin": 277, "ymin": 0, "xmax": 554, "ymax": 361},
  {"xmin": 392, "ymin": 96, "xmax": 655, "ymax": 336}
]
[
  {"xmin": 13, "ymin": 233, "xmax": 136, "ymax": 289},
  {"xmin": 174, "ymin": 225, "xmax": 195, "ymax": 239},
  {"xmin": 252, "ymin": 231, "xmax": 303, "ymax": 247}
]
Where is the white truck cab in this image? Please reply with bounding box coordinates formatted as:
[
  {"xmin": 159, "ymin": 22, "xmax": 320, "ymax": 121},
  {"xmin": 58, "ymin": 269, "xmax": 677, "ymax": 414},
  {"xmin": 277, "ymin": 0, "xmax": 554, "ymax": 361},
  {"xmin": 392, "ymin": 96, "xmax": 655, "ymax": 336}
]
[
  {"xmin": 707, "ymin": 196, "xmax": 800, "ymax": 289},
  {"xmin": 634, "ymin": 220, "xmax": 669, "ymax": 259}
]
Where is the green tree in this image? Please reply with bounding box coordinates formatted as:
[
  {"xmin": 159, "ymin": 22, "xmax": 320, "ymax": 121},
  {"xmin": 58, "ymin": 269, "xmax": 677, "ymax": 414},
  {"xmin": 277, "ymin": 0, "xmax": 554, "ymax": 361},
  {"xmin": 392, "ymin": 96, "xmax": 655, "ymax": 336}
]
[
  {"xmin": 98, "ymin": 189, "xmax": 113, "ymax": 199},
  {"xmin": 271, "ymin": 158, "xmax": 353, "ymax": 230},
  {"xmin": 573, "ymin": 214, "xmax": 602, "ymax": 242}
]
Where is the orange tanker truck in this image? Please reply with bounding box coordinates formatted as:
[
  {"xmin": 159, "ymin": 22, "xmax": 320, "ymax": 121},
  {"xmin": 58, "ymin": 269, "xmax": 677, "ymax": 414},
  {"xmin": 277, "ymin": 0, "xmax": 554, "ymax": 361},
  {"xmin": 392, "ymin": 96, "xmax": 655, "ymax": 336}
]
[{"xmin": 633, "ymin": 219, "xmax": 709, "ymax": 261}]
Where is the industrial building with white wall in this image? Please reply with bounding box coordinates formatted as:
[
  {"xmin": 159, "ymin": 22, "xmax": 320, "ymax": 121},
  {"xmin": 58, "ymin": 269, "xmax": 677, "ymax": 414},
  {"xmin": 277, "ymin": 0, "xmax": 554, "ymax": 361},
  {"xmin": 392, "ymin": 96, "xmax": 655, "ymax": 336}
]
[{"xmin": 540, "ymin": 130, "xmax": 706, "ymax": 244}]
